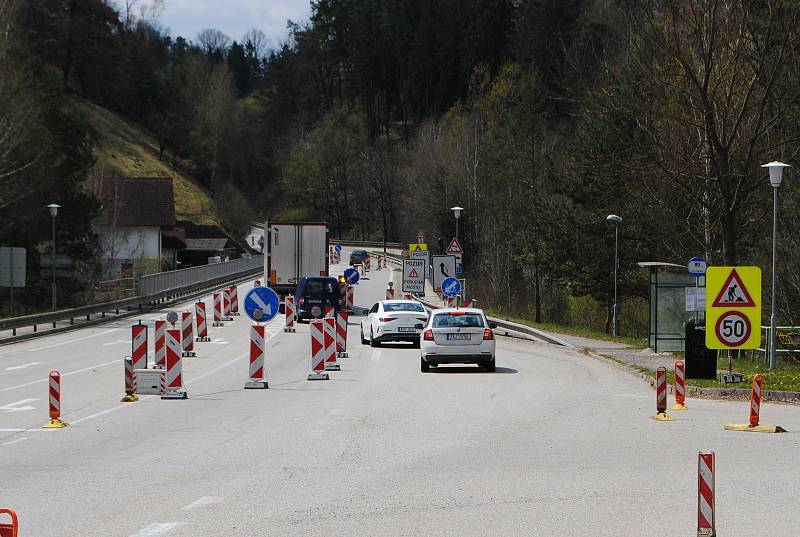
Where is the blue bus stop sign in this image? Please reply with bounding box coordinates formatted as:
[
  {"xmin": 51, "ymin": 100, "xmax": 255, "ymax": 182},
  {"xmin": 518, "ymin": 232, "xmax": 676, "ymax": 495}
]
[
  {"xmin": 334, "ymin": 244, "xmax": 342, "ymax": 253},
  {"xmin": 688, "ymin": 257, "xmax": 707, "ymax": 277},
  {"xmin": 441, "ymin": 277, "xmax": 462, "ymax": 297},
  {"xmin": 344, "ymin": 267, "xmax": 360, "ymax": 285},
  {"xmin": 244, "ymin": 286, "xmax": 280, "ymax": 323}
]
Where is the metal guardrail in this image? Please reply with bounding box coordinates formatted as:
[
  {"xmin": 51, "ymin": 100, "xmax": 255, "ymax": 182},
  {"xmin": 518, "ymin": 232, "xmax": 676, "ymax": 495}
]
[
  {"xmin": 138, "ymin": 256, "xmax": 262, "ymax": 295},
  {"xmin": 0, "ymin": 256, "xmax": 264, "ymax": 339}
]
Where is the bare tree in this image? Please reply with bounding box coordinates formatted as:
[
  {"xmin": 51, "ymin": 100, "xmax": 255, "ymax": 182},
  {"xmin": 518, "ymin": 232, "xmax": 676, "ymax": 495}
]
[
  {"xmin": 196, "ymin": 28, "xmax": 231, "ymax": 56},
  {"xmin": 242, "ymin": 28, "xmax": 271, "ymax": 60}
]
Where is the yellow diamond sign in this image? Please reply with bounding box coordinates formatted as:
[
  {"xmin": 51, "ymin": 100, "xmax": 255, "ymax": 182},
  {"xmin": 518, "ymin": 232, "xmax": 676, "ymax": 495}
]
[{"xmin": 705, "ymin": 266, "xmax": 761, "ymax": 349}]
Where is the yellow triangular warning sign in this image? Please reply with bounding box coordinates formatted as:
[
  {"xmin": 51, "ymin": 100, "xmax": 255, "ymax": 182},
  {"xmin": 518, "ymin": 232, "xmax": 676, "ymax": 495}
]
[
  {"xmin": 413, "ymin": 245, "xmax": 423, "ymax": 252},
  {"xmin": 712, "ymin": 268, "xmax": 755, "ymax": 307}
]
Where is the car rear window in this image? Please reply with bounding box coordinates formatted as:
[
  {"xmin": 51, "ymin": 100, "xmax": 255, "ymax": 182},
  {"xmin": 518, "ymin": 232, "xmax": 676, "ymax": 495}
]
[
  {"xmin": 304, "ymin": 279, "xmax": 336, "ymax": 294},
  {"xmin": 432, "ymin": 313, "xmax": 485, "ymax": 328},
  {"xmin": 383, "ymin": 303, "xmax": 425, "ymax": 312}
]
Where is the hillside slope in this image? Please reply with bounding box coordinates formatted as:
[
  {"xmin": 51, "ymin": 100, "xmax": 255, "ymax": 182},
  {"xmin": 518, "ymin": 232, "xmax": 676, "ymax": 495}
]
[{"xmin": 78, "ymin": 98, "xmax": 218, "ymax": 225}]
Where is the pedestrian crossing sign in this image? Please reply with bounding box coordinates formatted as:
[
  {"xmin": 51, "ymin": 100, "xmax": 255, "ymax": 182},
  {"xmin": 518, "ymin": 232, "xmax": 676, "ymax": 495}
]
[{"xmin": 705, "ymin": 266, "xmax": 761, "ymax": 349}]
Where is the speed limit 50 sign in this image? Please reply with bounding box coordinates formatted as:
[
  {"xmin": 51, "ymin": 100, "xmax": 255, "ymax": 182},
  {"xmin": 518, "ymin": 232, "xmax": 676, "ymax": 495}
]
[{"xmin": 705, "ymin": 266, "xmax": 761, "ymax": 349}]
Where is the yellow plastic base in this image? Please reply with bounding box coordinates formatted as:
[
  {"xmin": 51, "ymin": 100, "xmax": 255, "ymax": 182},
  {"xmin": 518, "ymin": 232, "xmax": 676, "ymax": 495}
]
[
  {"xmin": 120, "ymin": 393, "xmax": 139, "ymax": 403},
  {"xmin": 671, "ymin": 403, "xmax": 688, "ymax": 411},
  {"xmin": 42, "ymin": 418, "xmax": 68, "ymax": 429},
  {"xmin": 651, "ymin": 412, "xmax": 674, "ymax": 422},
  {"xmin": 724, "ymin": 423, "xmax": 786, "ymax": 433}
]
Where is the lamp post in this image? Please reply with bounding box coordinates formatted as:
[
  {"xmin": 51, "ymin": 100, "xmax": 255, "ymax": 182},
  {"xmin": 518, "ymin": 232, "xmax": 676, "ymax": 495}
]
[
  {"xmin": 47, "ymin": 203, "xmax": 61, "ymax": 311},
  {"xmin": 450, "ymin": 206, "xmax": 463, "ymax": 241},
  {"xmin": 761, "ymin": 161, "xmax": 790, "ymax": 370},
  {"xmin": 606, "ymin": 214, "xmax": 623, "ymax": 336}
]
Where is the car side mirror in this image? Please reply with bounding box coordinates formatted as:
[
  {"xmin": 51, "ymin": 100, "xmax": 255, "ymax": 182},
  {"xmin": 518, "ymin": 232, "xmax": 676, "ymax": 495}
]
[
  {"xmin": 489, "ymin": 322, "xmax": 498, "ymax": 329},
  {"xmin": 415, "ymin": 323, "xmax": 424, "ymax": 330}
]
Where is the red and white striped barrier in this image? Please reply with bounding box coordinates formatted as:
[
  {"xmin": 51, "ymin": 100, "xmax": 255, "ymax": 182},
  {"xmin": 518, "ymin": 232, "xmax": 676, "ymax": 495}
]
[
  {"xmin": 254, "ymin": 279, "xmax": 261, "ymax": 287},
  {"xmin": 213, "ymin": 292, "xmax": 224, "ymax": 326},
  {"xmin": 284, "ymin": 296, "xmax": 296, "ymax": 332},
  {"xmin": 195, "ymin": 301, "xmax": 210, "ymax": 341},
  {"xmin": 131, "ymin": 322, "xmax": 148, "ymax": 370},
  {"xmin": 308, "ymin": 320, "xmax": 329, "ymax": 380},
  {"xmin": 121, "ymin": 357, "xmax": 138, "ymax": 402},
  {"xmin": 386, "ymin": 287, "xmax": 394, "ymax": 300},
  {"xmin": 364, "ymin": 257, "xmax": 370, "ymax": 273},
  {"xmin": 162, "ymin": 329, "xmax": 187, "ymax": 399},
  {"xmin": 0, "ymin": 508, "xmax": 19, "ymax": 537},
  {"xmin": 404, "ymin": 293, "xmax": 413, "ymax": 300},
  {"xmin": 345, "ymin": 286, "xmax": 354, "ymax": 312},
  {"xmin": 336, "ymin": 311, "xmax": 348, "ymax": 358},
  {"xmin": 324, "ymin": 306, "xmax": 334, "ymax": 318},
  {"xmin": 445, "ymin": 296, "xmax": 457, "ymax": 307},
  {"xmin": 339, "ymin": 280, "xmax": 347, "ymax": 306},
  {"xmin": 181, "ymin": 311, "xmax": 195, "ymax": 357},
  {"xmin": 230, "ymin": 286, "xmax": 240, "ymax": 315},
  {"xmin": 324, "ymin": 316, "xmax": 340, "ymax": 371},
  {"xmin": 750, "ymin": 373, "xmax": 763, "ymax": 427},
  {"xmin": 245, "ymin": 325, "xmax": 268, "ymax": 389},
  {"xmin": 154, "ymin": 320, "xmax": 166, "ymax": 368},
  {"xmin": 43, "ymin": 370, "xmax": 67, "ymax": 428},
  {"xmin": 697, "ymin": 452, "xmax": 715, "ymax": 536},
  {"xmin": 223, "ymin": 288, "xmax": 232, "ymax": 319},
  {"xmin": 463, "ymin": 298, "xmax": 475, "ymax": 308},
  {"xmin": 673, "ymin": 360, "xmax": 687, "ymax": 410},
  {"xmin": 653, "ymin": 366, "xmax": 673, "ymax": 421},
  {"xmin": 377, "ymin": 256, "xmax": 382, "ymax": 270}
]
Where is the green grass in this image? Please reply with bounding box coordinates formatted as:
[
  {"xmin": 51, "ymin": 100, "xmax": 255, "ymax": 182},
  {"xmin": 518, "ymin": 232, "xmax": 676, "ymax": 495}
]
[
  {"xmin": 486, "ymin": 310, "xmax": 647, "ymax": 348},
  {"xmin": 77, "ymin": 98, "xmax": 218, "ymax": 225}
]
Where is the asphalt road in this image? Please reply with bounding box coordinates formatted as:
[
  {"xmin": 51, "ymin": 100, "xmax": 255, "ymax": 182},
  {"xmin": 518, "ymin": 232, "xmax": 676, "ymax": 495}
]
[{"xmin": 2, "ymin": 251, "xmax": 800, "ymax": 536}]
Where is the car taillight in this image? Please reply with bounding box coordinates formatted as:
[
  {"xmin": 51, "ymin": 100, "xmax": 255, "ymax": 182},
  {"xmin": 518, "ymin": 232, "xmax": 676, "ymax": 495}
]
[
  {"xmin": 378, "ymin": 317, "xmax": 396, "ymax": 322},
  {"xmin": 299, "ymin": 297, "xmax": 305, "ymax": 305},
  {"xmin": 423, "ymin": 330, "xmax": 433, "ymax": 341},
  {"xmin": 483, "ymin": 329, "xmax": 494, "ymax": 340}
]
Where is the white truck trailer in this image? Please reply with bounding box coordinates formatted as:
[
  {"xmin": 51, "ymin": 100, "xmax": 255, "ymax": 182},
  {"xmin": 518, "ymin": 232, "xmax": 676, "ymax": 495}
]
[{"xmin": 264, "ymin": 221, "xmax": 329, "ymax": 296}]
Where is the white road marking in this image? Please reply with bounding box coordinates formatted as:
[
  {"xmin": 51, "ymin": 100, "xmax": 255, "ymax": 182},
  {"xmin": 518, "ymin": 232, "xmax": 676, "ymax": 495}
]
[
  {"xmin": 102, "ymin": 339, "xmax": 129, "ymax": 346},
  {"xmin": 0, "ymin": 398, "xmax": 38, "ymax": 413},
  {"xmin": 25, "ymin": 328, "xmax": 119, "ymax": 352},
  {"xmin": 1, "ymin": 360, "xmax": 118, "ymax": 392},
  {"xmin": 180, "ymin": 496, "xmax": 224, "ymax": 510},
  {"xmin": 210, "ymin": 339, "xmax": 229, "ymax": 345},
  {"xmin": 0, "ymin": 428, "xmax": 53, "ymax": 433},
  {"xmin": 1, "ymin": 437, "xmax": 28, "ymax": 446},
  {"xmin": 130, "ymin": 522, "xmax": 186, "ymax": 536},
  {"xmin": 5, "ymin": 362, "xmax": 43, "ymax": 371}
]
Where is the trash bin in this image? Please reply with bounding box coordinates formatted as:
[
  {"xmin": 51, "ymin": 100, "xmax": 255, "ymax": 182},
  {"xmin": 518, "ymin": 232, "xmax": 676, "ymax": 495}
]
[{"xmin": 685, "ymin": 321, "xmax": 717, "ymax": 379}]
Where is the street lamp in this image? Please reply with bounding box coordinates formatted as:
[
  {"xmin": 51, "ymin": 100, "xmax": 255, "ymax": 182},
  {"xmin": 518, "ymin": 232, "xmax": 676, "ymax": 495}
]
[
  {"xmin": 450, "ymin": 206, "xmax": 463, "ymax": 240},
  {"xmin": 761, "ymin": 161, "xmax": 790, "ymax": 370},
  {"xmin": 47, "ymin": 203, "xmax": 61, "ymax": 311},
  {"xmin": 606, "ymin": 214, "xmax": 623, "ymax": 336}
]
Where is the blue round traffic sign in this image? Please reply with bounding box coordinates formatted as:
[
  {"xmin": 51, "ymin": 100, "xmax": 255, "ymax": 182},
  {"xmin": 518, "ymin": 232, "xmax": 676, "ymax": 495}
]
[
  {"xmin": 688, "ymin": 257, "xmax": 707, "ymax": 276},
  {"xmin": 441, "ymin": 277, "xmax": 462, "ymax": 298},
  {"xmin": 344, "ymin": 267, "xmax": 360, "ymax": 285},
  {"xmin": 334, "ymin": 244, "xmax": 342, "ymax": 253},
  {"xmin": 244, "ymin": 286, "xmax": 280, "ymax": 323}
]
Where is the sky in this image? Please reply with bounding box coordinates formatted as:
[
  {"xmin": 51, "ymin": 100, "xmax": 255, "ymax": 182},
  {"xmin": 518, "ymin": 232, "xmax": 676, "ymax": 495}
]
[{"xmin": 156, "ymin": 0, "xmax": 311, "ymax": 46}]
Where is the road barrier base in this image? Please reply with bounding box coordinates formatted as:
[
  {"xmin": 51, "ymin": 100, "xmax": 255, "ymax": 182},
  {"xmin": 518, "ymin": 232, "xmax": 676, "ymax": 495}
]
[
  {"xmin": 307, "ymin": 372, "xmax": 329, "ymax": 381},
  {"xmin": 338, "ymin": 351, "xmax": 348, "ymax": 358},
  {"xmin": 724, "ymin": 422, "xmax": 786, "ymax": 433},
  {"xmin": 212, "ymin": 322, "xmax": 225, "ymax": 327},
  {"xmin": 284, "ymin": 327, "xmax": 296, "ymax": 333},
  {"xmin": 196, "ymin": 336, "xmax": 211, "ymax": 342},
  {"xmin": 651, "ymin": 412, "xmax": 674, "ymax": 422},
  {"xmin": 120, "ymin": 393, "xmax": 139, "ymax": 403},
  {"xmin": 161, "ymin": 389, "xmax": 188, "ymax": 400},
  {"xmin": 244, "ymin": 380, "xmax": 268, "ymax": 389},
  {"xmin": 671, "ymin": 403, "xmax": 688, "ymax": 411},
  {"xmin": 42, "ymin": 418, "xmax": 68, "ymax": 429},
  {"xmin": 325, "ymin": 362, "xmax": 341, "ymax": 371},
  {"xmin": 182, "ymin": 351, "xmax": 196, "ymax": 357}
]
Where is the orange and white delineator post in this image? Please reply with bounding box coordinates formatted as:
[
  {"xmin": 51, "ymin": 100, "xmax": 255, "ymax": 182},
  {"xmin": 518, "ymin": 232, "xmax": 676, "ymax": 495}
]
[
  {"xmin": 386, "ymin": 286, "xmax": 395, "ymax": 300},
  {"xmin": 724, "ymin": 373, "xmax": 785, "ymax": 432},
  {"xmin": 154, "ymin": 319, "xmax": 166, "ymax": 368},
  {"xmin": 121, "ymin": 356, "xmax": 138, "ymax": 403},
  {"xmin": 324, "ymin": 316, "xmax": 340, "ymax": 371},
  {"xmin": 213, "ymin": 292, "xmax": 224, "ymax": 326},
  {"xmin": 245, "ymin": 325, "xmax": 268, "ymax": 389},
  {"xmin": 43, "ymin": 370, "xmax": 68, "ymax": 428},
  {"xmin": 229, "ymin": 286, "xmax": 240, "ymax": 315},
  {"xmin": 222, "ymin": 288, "xmax": 233, "ymax": 320},
  {"xmin": 697, "ymin": 452, "xmax": 715, "ymax": 536},
  {"xmin": 336, "ymin": 311, "xmax": 349, "ymax": 358},
  {"xmin": 195, "ymin": 301, "xmax": 210, "ymax": 341},
  {"xmin": 673, "ymin": 360, "xmax": 688, "ymax": 410},
  {"xmin": 364, "ymin": 257, "xmax": 370, "ymax": 273},
  {"xmin": 308, "ymin": 319, "xmax": 329, "ymax": 380},
  {"xmin": 652, "ymin": 366, "xmax": 674, "ymax": 421},
  {"xmin": 162, "ymin": 329, "xmax": 187, "ymax": 399},
  {"xmin": 404, "ymin": 293, "xmax": 413, "ymax": 300},
  {"xmin": 131, "ymin": 322, "xmax": 148, "ymax": 370},
  {"xmin": 345, "ymin": 285, "xmax": 354, "ymax": 312},
  {"xmin": 0, "ymin": 508, "xmax": 19, "ymax": 537},
  {"xmin": 284, "ymin": 296, "xmax": 296, "ymax": 332},
  {"xmin": 181, "ymin": 311, "xmax": 195, "ymax": 357}
]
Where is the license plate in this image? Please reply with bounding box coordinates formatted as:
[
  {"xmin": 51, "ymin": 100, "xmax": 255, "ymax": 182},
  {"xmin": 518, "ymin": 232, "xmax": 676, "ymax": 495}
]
[
  {"xmin": 398, "ymin": 327, "xmax": 416, "ymax": 332},
  {"xmin": 446, "ymin": 334, "xmax": 471, "ymax": 341}
]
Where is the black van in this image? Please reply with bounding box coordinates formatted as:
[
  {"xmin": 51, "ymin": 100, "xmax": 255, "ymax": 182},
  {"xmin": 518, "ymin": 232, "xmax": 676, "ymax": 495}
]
[{"xmin": 294, "ymin": 276, "xmax": 340, "ymax": 320}]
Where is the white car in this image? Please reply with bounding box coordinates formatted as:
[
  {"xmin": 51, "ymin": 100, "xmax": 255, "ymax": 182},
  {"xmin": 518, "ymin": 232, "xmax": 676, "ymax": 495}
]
[
  {"xmin": 361, "ymin": 300, "xmax": 429, "ymax": 347},
  {"xmin": 420, "ymin": 308, "xmax": 497, "ymax": 372}
]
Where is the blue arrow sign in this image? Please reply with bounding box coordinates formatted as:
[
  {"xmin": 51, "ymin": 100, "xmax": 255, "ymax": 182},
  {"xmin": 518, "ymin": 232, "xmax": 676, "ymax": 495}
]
[
  {"xmin": 334, "ymin": 244, "xmax": 342, "ymax": 253},
  {"xmin": 244, "ymin": 286, "xmax": 280, "ymax": 323},
  {"xmin": 344, "ymin": 267, "xmax": 360, "ymax": 285},
  {"xmin": 441, "ymin": 277, "xmax": 461, "ymax": 298}
]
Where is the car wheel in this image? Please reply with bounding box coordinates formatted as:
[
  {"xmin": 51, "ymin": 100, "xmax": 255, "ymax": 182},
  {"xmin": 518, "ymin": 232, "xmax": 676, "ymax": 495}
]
[
  {"xmin": 485, "ymin": 358, "xmax": 496, "ymax": 372},
  {"xmin": 370, "ymin": 328, "xmax": 381, "ymax": 347},
  {"xmin": 360, "ymin": 327, "xmax": 368, "ymax": 345},
  {"xmin": 420, "ymin": 357, "xmax": 430, "ymax": 372}
]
